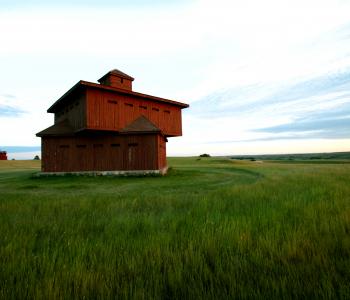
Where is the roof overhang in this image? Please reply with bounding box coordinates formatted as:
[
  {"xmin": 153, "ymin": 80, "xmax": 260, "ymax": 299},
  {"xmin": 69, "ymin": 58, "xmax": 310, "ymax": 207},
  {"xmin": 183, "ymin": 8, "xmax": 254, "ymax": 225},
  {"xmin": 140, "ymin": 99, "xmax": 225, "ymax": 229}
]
[
  {"xmin": 36, "ymin": 120, "xmax": 75, "ymax": 137},
  {"xmin": 47, "ymin": 81, "xmax": 189, "ymax": 113}
]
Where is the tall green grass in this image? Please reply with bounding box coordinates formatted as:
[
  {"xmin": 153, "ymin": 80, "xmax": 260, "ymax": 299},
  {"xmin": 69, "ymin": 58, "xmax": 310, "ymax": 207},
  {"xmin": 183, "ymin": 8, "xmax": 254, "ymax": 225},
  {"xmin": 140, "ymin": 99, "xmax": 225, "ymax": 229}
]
[{"xmin": 1, "ymin": 158, "xmax": 350, "ymax": 299}]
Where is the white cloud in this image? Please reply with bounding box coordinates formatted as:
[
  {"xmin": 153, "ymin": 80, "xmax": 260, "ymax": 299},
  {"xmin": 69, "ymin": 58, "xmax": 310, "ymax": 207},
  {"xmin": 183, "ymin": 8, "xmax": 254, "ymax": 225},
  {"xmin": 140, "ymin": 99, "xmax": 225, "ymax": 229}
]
[{"xmin": 0, "ymin": 6, "xmax": 201, "ymax": 56}]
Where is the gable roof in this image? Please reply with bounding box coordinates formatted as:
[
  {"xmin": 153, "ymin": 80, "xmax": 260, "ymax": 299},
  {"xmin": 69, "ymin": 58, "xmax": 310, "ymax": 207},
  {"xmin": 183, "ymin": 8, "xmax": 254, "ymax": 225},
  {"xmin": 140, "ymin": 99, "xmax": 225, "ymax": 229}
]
[
  {"xmin": 98, "ymin": 69, "xmax": 134, "ymax": 83},
  {"xmin": 47, "ymin": 80, "xmax": 189, "ymax": 113},
  {"xmin": 36, "ymin": 119, "xmax": 75, "ymax": 137},
  {"xmin": 120, "ymin": 115, "xmax": 161, "ymax": 134}
]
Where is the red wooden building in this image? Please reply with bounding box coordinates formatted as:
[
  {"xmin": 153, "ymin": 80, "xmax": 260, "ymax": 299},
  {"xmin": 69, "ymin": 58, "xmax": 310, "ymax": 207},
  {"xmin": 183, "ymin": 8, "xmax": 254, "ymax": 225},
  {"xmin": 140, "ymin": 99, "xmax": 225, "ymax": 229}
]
[
  {"xmin": 36, "ymin": 69, "xmax": 189, "ymax": 174},
  {"xmin": 0, "ymin": 151, "xmax": 7, "ymax": 160}
]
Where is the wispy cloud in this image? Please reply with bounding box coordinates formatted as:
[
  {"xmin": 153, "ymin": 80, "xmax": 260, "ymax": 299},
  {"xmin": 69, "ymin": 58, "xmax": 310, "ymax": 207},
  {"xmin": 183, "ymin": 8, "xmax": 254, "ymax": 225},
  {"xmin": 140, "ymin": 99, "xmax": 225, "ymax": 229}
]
[
  {"xmin": 0, "ymin": 93, "xmax": 26, "ymax": 117},
  {"xmin": 257, "ymin": 113, "xmax": 350, "ymax": 139},
  {"xmin": 0, "ymin": 104, "xmax": 25, "ymax": 117},
  {"xmin": 183, "ymin": 66, "xmax": 350, "ymax": 149},
  {"xmin": 191, "ymin": 69, "xmax": 350, "ymax": 115},
  {"xmin": 1, "ymin": 94, "xmax": 16, "ymax": 99}
]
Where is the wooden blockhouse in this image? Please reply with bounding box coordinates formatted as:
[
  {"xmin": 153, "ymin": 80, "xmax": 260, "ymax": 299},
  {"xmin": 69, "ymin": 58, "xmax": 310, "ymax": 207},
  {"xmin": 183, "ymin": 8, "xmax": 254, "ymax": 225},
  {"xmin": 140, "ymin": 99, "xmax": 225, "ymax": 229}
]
[
  {"xmin": 36, "ymin": 69, "xmax": 189, "ymax": 174},
  {"xmin": 0, "ymin": 151, "xmax": 7, "ymax": 160}
]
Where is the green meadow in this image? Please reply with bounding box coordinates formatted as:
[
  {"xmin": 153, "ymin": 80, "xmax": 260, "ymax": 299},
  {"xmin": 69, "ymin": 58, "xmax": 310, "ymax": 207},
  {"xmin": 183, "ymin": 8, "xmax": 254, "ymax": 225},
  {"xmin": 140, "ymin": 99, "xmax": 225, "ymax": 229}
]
[{"xmin": 1, "ymin": 157, "xmax": 350, "ymax": 299}]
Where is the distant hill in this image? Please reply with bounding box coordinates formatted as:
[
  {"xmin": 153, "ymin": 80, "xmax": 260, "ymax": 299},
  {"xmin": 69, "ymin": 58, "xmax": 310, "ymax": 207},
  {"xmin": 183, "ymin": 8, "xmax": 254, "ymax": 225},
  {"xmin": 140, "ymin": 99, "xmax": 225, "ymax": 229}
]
[{"xmin": 230, "ymin": 152, "xmax": 350, "ymax": 161}]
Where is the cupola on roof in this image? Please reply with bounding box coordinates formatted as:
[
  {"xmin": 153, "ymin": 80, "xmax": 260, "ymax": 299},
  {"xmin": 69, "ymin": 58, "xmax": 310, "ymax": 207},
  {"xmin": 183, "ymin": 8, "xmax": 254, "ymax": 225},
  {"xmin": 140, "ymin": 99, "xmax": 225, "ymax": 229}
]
[
  {"xmin": 98, "ymin": 69, "xmax": 135, "ymax": 83},
  {"xmin": 97, "ymin": 69, "xmax": 134, "ymax": 90}
]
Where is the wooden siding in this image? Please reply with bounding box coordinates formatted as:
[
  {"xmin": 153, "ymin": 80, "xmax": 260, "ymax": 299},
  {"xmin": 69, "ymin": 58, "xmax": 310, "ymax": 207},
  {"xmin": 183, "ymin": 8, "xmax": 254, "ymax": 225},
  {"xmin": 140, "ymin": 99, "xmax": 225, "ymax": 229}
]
[
  {"xmin": 157, "ymin": 135, "xmax": 167, "ymax": 169},
  {"xmin": 99, "ymin": 75, "xmax": 132, "ymax": 90},
  {"xmin": 41, "ymin": 134, "xmax": 160, "ymax": 172},
  {"xmin": 54, "ymin": 91, "xmax": 86, "ymax": 130},
  {"xmin": 86, "ymin": 89, "xmax": 182, "ymax": 136}
]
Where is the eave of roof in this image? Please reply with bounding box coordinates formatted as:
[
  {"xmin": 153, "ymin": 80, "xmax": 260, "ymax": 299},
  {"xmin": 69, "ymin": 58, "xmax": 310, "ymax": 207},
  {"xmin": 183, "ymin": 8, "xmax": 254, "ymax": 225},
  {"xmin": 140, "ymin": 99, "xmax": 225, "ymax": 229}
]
[
  {"xmin": 36, "ymin": 117, "xmax": 164, "ymax": 137},
  {"xmin": 47, "ymin": 81, "xmax": 189, "ymax": 113},
  {"xmin": 47, "ymin": 81, "xmax": 84, "ymax": 113},
  {"xmin": 36, "ymin": 119, "xmax": 75, "ymax": 137}
]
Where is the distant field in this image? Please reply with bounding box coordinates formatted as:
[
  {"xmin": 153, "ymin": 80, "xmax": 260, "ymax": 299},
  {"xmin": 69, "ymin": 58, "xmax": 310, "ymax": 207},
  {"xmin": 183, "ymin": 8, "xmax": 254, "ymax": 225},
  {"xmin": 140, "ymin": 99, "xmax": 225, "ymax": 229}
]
[
  {"xmin": 0, "ymin": 159, "xmax": 40, "ymax": 170},
  {"xmin": 1, "ymin": 158, "xmax": 350, "ymax": 299}
]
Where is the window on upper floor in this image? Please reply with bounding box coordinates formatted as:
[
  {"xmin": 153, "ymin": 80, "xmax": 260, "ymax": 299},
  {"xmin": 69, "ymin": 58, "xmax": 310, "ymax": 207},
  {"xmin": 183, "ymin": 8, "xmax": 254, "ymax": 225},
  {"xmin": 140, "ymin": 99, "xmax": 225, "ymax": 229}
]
[{"xmin": 108, "ymin": 99, "xmax": 118, "ymax": 104}]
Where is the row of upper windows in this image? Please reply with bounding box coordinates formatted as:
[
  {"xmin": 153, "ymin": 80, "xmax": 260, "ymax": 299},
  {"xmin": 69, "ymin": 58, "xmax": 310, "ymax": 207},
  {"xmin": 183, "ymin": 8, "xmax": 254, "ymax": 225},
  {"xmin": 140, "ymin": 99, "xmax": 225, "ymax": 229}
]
[
  {"xmin": 56, "ymin": 100, "xmax": 171, "ymax": 118},
  {"xmin": 59, "ymin": 143, "xmax": 138, "ymax": 149},
  {"xmin": 56, "ymin": 101, "xmax": 80, "ymax": 117},
  {"xmin": 108, "ymin": 100, "xmax": 171, "ymax": 114}
]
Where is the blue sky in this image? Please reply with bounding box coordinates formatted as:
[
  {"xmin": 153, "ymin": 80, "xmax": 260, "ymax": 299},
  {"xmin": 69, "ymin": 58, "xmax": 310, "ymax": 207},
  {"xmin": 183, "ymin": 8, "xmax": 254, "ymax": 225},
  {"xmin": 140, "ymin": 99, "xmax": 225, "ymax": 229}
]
[{"xmin": 1, "ymin": 0, "xmax": 350, "ymax": 158}]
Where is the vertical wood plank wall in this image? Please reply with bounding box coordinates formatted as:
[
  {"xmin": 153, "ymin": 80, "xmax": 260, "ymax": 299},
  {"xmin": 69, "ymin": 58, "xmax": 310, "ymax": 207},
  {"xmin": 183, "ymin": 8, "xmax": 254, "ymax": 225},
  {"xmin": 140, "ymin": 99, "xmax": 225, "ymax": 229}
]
[
  {"xmin": 100, "ymin": 76, "xmax": 132, "ymax": 90},
  {"xmin": 41, "ymin": 134, "xmax": 161, "ymax": 172},
  {"xmin": 54, "ymin": 92, "xmax": 86, "ymax": 130},
  {"xmin": 157, "ymin": 135, "xmax": 167, "ymax": 170},
  {"xmin": 86, "ymin": 89, "xmax": 182, "ymax": 136}
]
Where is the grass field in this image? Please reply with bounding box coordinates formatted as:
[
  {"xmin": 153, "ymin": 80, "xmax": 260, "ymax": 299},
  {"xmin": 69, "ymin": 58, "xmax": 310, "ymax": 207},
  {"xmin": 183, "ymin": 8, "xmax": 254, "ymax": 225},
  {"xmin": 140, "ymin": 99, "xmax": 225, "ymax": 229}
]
[{"xmin": 1, "ymin": 157, "xmax": 350, "ymax": 299}]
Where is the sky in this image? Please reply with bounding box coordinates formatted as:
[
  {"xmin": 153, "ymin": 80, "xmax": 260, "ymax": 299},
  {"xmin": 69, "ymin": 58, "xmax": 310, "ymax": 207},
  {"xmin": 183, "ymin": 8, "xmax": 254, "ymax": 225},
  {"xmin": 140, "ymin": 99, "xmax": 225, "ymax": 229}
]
[{"xmin": 1, "ymin": 0, "xmax": 350, "ymax": 158}]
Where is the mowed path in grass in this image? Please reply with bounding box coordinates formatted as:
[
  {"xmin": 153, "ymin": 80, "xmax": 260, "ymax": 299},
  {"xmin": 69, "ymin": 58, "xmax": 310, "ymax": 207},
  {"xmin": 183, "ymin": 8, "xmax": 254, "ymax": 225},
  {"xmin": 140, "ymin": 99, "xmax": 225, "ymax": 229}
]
[{"xmin": 1, "ymin": 158, "xmax": 350, "ymax": 299}]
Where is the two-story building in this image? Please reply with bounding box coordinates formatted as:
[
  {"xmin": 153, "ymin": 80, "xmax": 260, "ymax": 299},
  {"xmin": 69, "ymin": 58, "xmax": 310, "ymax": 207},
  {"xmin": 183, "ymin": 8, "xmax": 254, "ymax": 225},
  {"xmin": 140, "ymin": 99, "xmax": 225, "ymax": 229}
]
[{"xmin": 36, "ymin": 69, "xmax": 189, "ymax": 174}]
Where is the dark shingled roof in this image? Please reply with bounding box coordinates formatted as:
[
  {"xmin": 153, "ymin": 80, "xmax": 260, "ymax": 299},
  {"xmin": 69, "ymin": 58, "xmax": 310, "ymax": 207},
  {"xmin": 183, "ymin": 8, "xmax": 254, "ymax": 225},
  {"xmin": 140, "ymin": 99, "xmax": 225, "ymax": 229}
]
[
  {"xmin": 120, "ymin": 116, "xmax": 161, "ymax": 134},
  {"xmin": 36, "ymin": 119, "xmax": 75, "ymax": 137},
  {"xmin": 98, "ymin": 69, "xmax": 134, "ymax": 83},
  {"xmin": 36, "ymin": 116, "xmax": 162, "ymax": 137}
]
